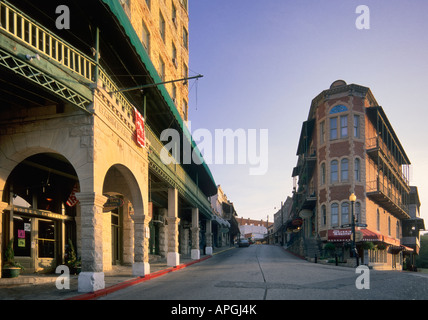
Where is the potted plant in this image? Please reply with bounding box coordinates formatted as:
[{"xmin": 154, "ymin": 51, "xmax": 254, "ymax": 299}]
[
  {"xmin": 2, "ymin": 238, "xmax": 24, "ymax": 278},
  {"xmin": 66, "ymin": 239, "xmax": 81, "ymax": 275}
]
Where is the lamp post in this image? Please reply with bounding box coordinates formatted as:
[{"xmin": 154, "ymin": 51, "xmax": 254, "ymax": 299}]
[{"xmin": 349, "ymin": 193, "xmax": 359, "ymax": 267}]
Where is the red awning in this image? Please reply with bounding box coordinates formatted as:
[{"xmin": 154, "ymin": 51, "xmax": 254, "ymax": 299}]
[{"xmin": 327, "ymin": 228, "xmax": 383, "ymax": 242}]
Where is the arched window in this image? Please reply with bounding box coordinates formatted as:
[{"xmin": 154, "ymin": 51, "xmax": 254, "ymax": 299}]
[
  {"xmin": 331, "ymin": 160, "xmax": 338, "ymax": 183},
  {"xmin": 341, "ymin": 202, "xmax": 349, "ymax": 225},
  {"xmin": 330, "ymin": 105, "xmax": 348, "ymax": 114},
  {"xmin": 341, "ymin": 158, "xmax": 349, "ymax": 181},
  {"xmin": 331, "ymin": 203, "xmax": 339, "ymax": 226}
]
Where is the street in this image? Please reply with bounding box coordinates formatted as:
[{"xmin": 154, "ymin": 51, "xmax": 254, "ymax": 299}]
[{"xmin": 99, "ymin": 245, "xmax": 428, "ymax": 301}]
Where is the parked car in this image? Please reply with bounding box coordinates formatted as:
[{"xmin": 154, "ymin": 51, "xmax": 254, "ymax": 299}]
[{"xmin": 238, "ymin": 239, "xmax": 250, "ymax": 247}]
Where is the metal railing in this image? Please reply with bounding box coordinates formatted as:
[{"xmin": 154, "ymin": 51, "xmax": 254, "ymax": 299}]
[
  {"xmin": 367, "ymin": 179, "xmax": 409, "ymax": 214},
  {"xmin": 0, "ymin": 1, "xmax": 95, "ymax": 81},
  {"xmin": 366, "ymin": 136, "xmax": 409, "ymax": 186}
]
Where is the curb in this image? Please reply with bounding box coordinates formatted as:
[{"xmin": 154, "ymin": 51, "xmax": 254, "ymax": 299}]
[{"xmin": 66, "ymin": 255, "xmax": 212, "ymax": 300}]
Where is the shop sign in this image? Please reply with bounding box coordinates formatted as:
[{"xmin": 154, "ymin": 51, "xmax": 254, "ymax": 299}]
[
  {"xmin": 292, "ymin": 218, "xmax": 303, "ymax": 226},
  {"xmin": 103, "ymin": 196, "xmax": 124, "ymax": 212},
  {"xmin": 134, "ymin": 107, "xmax": 146, "ymax": 147},
  {"xmin": 12, "ymin": 206, "xmax": 71, "ymax": 220}
]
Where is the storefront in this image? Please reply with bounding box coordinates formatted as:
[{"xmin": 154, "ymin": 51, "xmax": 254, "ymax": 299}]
[{"xmin": 4, "ymin": 205, "xmax": 74, "ymax": 273}]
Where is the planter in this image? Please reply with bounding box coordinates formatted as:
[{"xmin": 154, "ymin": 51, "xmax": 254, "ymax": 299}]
[{"xmin": 2, "ymin": 267, "xmax": 21, "ymax": 278}]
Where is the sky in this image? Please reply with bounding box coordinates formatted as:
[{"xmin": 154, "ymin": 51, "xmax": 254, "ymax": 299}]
[{"xmin": 186, "ymin": 0, "xmax": 428, "ymax": 226}]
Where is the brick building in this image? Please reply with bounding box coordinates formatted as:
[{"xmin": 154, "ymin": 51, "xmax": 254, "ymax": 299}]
[
  {"xmin": 237, "ymin": 217, "xmax": 273, "ymax": 242},
  {"xmin": 288, "ymin": 80, "xmax": 424, "ymax": 270}
]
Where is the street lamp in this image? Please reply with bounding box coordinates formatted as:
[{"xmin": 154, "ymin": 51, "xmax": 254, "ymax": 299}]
[{"xmin": 349, "ymin": 193, "xmax": 359, "ymax": 267}]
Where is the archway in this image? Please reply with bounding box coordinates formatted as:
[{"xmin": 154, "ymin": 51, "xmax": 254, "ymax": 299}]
[
  {"xmin": 102, "ymin": 164, "xmax": 144, "ymax": 270},
  {"xmin": 2, "ymin": 153, "xmax": 79, "ymax": 273}
]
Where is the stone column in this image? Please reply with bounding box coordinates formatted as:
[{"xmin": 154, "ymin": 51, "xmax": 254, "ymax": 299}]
[
  {"xmin": 205, "ymin": 219, "xmax": 213, "ymax": 255},
  {"xmin": 132, "ymin": 213, "xmax": 151, "ymax": 276},
  {"xmin": 191, "ymin": 208, "xmax": 200, "ymax": 260},
  {"xmin": 75, "ymin": 192, "xmax": 107, "ymax": 293},
  {"xmin": 158, "ymin": 208, "xmax": 168, "ymax": 257},
  {"xmin": 167, "ymin": 188, "xmax": 180, "ymax": 266}
]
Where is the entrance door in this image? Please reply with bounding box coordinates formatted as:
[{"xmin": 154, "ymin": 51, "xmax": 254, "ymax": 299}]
[
  {"xmin": 36, "ymin": 219, "xmax": 57, "ymax": 273},
  {"xmin": 111, "ymin": 209, "xmax": 121, "ymax": 265}
]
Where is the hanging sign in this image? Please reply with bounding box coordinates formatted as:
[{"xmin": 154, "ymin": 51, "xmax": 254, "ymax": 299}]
[
  {"xmin": 103, "ymin": 196, "xmax": 124, "ymax": 212},
  {"xmin": 134, "ymin": 107, "xmax": 146, "ymax": 147}
]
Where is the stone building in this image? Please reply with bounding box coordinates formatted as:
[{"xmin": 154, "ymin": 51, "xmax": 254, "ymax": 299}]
[
  {"xmin": 0, "ymin": 0, "xmax": 217, "ymax": 292},
  {"xmin": 288, "ymin": 80, "xmax": 424, "ymax": 270}
]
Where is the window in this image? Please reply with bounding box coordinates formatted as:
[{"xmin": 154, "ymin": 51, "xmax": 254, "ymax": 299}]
[
  {"xmin": 330, "ymin": 104, "xmax": 348, "ymax": 114},
  {"xmin": 321, "ymin": 163, "xmax": 326, "ymax": 185},
  {"xmin": 355, "ymin": 202, "xmax": 361, "ymax": 223},
  {"xmin": 341, "ymin": 202, "xmax": 350, "ymax": 225},
  {"xmin": 341, "ymin": 158, "xmax": 349, "ymax": 181},
  {"xmin": 388, "ymin": 217, "xmax": 391, "ymax": 235},
  {"xmin": 377, "ymin": 209, "xmax": 380, "ymax": 231},
  {"xmin": 183, "ymin": 99, "xmax": 188, "ymax": 121},
  {"xmin": 172, "ymin": 2, "xmax": 177, "ymax": 26},
  {"xmin": 321, "ymin": 205, "xmax": 326, "ymax": 226},
  {"xmin": 340, "ymin": 115, "xmax": 348, "ymax": 138},
  {"xmin": 159, "ymin": 55, "xmax": 165, "ymax": 81},
  {"xmin": 354, "ymin": 115, "xmax": 360, "ymax": 138},
  {"xmin": 330, "ymin": 160, "xmax": 338, "ymax": 183},
  {"xmin": 320, "ymin": 121, "xmax": 325, "ymax": 144},
  {"xmin": 182, "ymin": 27, "xmax": 188, "ymax": 49},
  {"xmin": 159, "ymin": 11, "xmax": 166, "ymax": 42},
  {"xmin": 330, "ymin": 117, "xmax": 338, "ymax": 140},
  {"xmin": 172, "ymin": 42, "xmax": 177, "ymax": 68},
  {"xmin": 331, "ymin": 203, "xmax": 339, "ymax": 226},
  {"xmin": 396, "ymin": 221, "xmax": 400, "ymax": 238},
  {"xmin": 354, "ymin": 158, "xmax": 360, "ymax": 182},
  {"xmin": 142, "ymin": 21, "xmax": 150, "ymax": 52}
]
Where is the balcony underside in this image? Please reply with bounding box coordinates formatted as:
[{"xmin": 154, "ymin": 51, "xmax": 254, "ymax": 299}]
[{"xmin": 367, "ymin": 191, "xmax": 410, "ymax": 220}]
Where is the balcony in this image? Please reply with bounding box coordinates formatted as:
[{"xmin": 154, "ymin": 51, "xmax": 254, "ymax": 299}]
[{"xmin": 366, "ymin": 179, "xmax": 410, "ymax": 219}]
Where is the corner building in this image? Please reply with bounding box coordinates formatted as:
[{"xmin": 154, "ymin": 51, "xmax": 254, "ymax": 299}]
[
  {"xmin": 290, "ymin": 80, "xmax": 424, "ymax": 270},
  {"xmin": 0, "ymin": 0, "xmax": 218, "ymax": 292}
]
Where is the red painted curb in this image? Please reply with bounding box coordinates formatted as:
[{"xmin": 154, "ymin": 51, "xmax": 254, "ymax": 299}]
[{"xmin": 66, "ymin": 255, "xmax": 212, "ymax": 300}]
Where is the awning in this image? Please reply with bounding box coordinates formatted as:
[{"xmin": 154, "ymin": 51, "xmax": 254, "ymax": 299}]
[
  {"xmin": 327, "ymin": 228, "xmax": 383, "ymax": 242},
  {"xmin": 388, "ymin": 245, "xmax": 414, "ymax": 254},
  {"xmin": 212, "ymin": 215, "xmax": 230, "ymax": 228}
]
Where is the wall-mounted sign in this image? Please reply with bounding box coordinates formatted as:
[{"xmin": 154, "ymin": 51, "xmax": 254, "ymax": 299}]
[{"xmin": 134, "ymin": 107, "xmax": 145, "ymax": 147}]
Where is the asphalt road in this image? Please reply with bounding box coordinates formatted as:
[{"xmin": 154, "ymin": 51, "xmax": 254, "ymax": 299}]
[{"xmin": 99, "ymin": 244, "xmax": 428, "ymax": 301}]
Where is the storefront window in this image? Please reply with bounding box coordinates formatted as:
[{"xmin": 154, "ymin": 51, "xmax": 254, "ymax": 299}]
[{"xmin": 13, "ymin": 217, "xmax": 32, "ymax": 257}]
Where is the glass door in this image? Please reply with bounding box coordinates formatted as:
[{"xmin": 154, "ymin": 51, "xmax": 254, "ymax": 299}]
[{"xmin": 36, "ymin": 219, "xmax": 57, "ymax": 273}]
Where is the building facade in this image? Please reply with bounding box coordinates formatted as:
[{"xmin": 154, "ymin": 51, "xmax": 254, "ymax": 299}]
[
  {"xmin": 237, "ymin": 217, "xmax": 272, "ymax": 242},
  {"xmin": 210, "ymin": 185, "xmax": 240, "ymax": 247},
  {"xmin": 288, "ymin": 80, "xmax": 424, "ymax": 270},
  {"xmin": 0, "ymin": 0, "xmax": 218, "ymax": 292}
]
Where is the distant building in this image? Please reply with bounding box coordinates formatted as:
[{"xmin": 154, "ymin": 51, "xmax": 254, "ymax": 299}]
[{"xmin": 237, "ymin": 217, "xmax": 273, "ymax": 241}]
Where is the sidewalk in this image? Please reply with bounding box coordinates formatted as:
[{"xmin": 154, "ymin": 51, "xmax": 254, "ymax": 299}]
[{"xmin": 0, "ymin": 247, "xmax": 234, "ymax": 300}]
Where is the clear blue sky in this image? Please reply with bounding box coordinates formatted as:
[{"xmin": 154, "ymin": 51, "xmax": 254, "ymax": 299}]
[{"xmin": 187, "ymin": 0, "xmax": 428, "ymax": 225}]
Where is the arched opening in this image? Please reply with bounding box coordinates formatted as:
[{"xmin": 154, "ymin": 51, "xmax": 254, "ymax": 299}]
[
  {"xmin": 2, "ymin": 153, "xmax": 79, "ymax": 273},
  {"xmin": 102, "ymin": 164, "xmax": 144, "ymax": 270}
]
